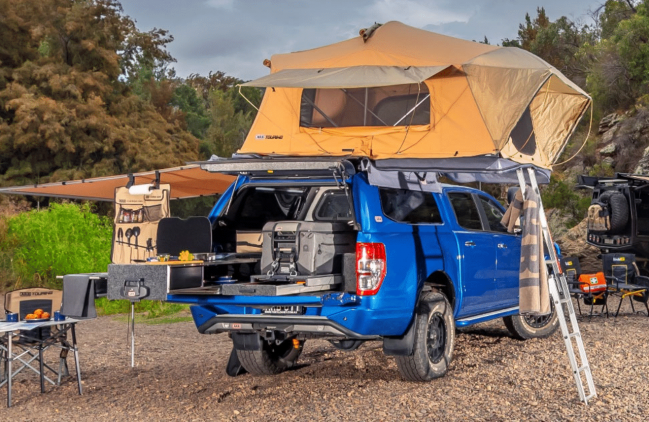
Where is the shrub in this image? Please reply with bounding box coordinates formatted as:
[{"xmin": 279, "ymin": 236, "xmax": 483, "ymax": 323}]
[
  {"xmin": 3, "ymin": 203, "xmax": 112, "ymax": 289},
  {"xmin": 542, "ymin": 176, "xmax": 590, "ymax": 228}
]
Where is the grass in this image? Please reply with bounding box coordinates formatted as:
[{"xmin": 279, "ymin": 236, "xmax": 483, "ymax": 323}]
[
  {"xmin": 95, "ymin": 297, "xmax": 189, "ymax": 320},
  {"xmin": 113, "ymin": 313, "xmax": 194, "ymax": 325}
]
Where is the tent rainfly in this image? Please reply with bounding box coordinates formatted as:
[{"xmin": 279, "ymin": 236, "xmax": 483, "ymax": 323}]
[
  {"xmin": 239, "ymin": 21, "xmax": 591, "ymax": 169},
  {"xmin": 0, "ymin": 165, "xmax": 235, "ymax": 201}
]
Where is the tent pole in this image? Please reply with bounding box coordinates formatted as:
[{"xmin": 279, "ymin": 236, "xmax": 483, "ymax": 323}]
[{"xmin": 364, "ymin": 88, "xmax": 368, "ymax": 126}]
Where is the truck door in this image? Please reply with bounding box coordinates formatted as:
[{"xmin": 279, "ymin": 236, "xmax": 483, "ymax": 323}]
[
  {"xmin": 477, "ymin": 195, "xmax": 520, "ymax": 308},
  {"xmin": 448, "ymin": 192, "xmax": 499, "ymax": 314}
]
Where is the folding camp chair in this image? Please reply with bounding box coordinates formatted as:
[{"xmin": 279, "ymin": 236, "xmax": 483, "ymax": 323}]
[
  {"xmin": 1, "ymin": 288, "xmax": 73, "ymax": 390},
  {"xmin": 602, "ymin": 253, "xmax": 649, "ymax": 317},
  {"xmin": 562, "ymin": 256, "xmax": 608, "ymax": 319}
]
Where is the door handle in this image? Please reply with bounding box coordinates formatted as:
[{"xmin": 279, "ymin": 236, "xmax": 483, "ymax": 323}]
[
  {"xmin": 497, "ymin": 243, "xmax": 507, "ymax": 249},
  {"xmin": 465, "ymin": 241, "xmax": 476, "ymax": 247}
]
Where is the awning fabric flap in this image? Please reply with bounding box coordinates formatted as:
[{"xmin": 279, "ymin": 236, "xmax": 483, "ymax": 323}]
[
  {"xmin": 241, "ymin": 65, "xmax": 450, "ymax": 88},
  {"xmin": 0, "ymin": 165, "xmax": 235, "ymax": 201}
]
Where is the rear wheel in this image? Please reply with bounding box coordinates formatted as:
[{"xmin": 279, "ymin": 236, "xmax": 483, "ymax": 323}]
[
  {"xmin": 503, "ymin": 301, "xmax": 559, "ymax": 340},
  {"xmin": 236, "ymin": 337, "xmax": 303, "ymax": 375},
  {"xmin": 396, "ymin": 291, "xmax": 455, "ymax": 382}
]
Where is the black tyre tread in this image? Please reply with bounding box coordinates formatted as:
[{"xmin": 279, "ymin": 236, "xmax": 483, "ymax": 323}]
[
  {"xmin": 600, "ymin": 191, "xmax": 629, "ymax": 234},
  {"xmin": 236, "ymin": 348, "xmax": 283, "ymax": 375},
  {"xmin": 395, "ymin": 291, "xmax": 454, "ymax": 382},
  {"xmin": 503, "ymin": 304, "xmax": 559, "ymax": 340},
  {"xmin": 236, "ymin": 340, "xmax": 303, "ymax": 376}
]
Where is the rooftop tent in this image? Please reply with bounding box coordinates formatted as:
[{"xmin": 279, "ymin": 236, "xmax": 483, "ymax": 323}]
[
  {"xmin": 240, "ymin": 21, "xmax": 590, "ymax": 169},
  {"xmin": 0, "ymin": 165, "xmax": 235, "ymax": 201}
]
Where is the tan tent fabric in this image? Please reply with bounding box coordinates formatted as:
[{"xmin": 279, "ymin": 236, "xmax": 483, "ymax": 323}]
[
  {"xmin": 239, "ymin": 21, "xmax": 590, "ymax": 169},
  {"xmin": 242, "ymin": 65, "xmax": 450, "ymax": 88},
  {"xmin": 0, "ymin": 165, "xmax": 235, "ymax": 201}
]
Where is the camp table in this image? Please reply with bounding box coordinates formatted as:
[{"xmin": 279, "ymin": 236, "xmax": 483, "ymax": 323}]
[{"xmin": 0, "ymin": 317, "xmax": 85, "ymax": 407}]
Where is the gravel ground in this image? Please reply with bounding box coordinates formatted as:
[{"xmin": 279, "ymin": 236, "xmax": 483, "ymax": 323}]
[{"xmin": 2, "ymin": 298, "xmax": 649, "ymax": 421}]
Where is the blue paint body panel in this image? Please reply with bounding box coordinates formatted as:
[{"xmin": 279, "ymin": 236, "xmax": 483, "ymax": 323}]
[{"xmin": 170, "ymin": 172, "xmax": 523, "ymax": 337}]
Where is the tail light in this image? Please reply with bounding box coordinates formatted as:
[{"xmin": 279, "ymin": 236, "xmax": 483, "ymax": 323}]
[{"xmin": 356, "ymin": 242, "xmax": 387, "ymax": 296}]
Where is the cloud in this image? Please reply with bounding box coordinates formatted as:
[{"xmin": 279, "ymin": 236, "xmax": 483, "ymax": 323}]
[
  {"xmin": 204, "ymin": 0, "xmax": 234, "ymax": 10},
  {"xmin": 369, "ymin": 0, "xmax": 472, "ymax": 27}
]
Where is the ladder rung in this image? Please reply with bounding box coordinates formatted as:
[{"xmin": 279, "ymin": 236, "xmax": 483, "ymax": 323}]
[
  {"xmin": 575, "ymin": 365, "xmax": 589, "ymax": 373},
  {"xmin": 565, "ymin": 332, "xmax": 581, "ymax": 339},
  {"xmin": 585, "ymin": 393, "xmax": 597, "ymax": 401}
]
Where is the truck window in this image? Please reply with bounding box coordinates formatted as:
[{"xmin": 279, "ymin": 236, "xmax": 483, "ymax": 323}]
[
  {"xmin": 379, "ymin": 188, "xmax": 442, "ymax": 224},
  {"xmin": 313, "ymin": 191, "xmax": 352, "ymax": 221},
  {"xmin": 478, "ymin": 196, "xmax": 509, "ymax": 233},
  {"xmin": 448, "ymin": 192, "xmax": 483, "ymax": 231},
  {"xmin": 232, "ymin": 187, "xmax": 307, "ymax": 230}
]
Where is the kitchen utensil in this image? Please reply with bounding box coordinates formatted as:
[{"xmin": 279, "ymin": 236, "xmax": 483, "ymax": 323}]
[
  {"xmin": 117, "ymin": 227, "xmax": 123, "ymax": 244},
  {"xmin": 133, "ymin": 226, "xmax": 141, "ymax": 260},
  {"xmin": 146, "ymin": 238, "xmax": 154, "ymax": 257},
  {"xmin": 125, "ymin": 228, "xmax": 133, "ymax": 246}
]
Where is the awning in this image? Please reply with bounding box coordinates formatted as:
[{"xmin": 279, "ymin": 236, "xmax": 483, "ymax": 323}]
[
  {"xmin": 241, "ymin": 65, "xmax": 450, "ymax": 88},
  {"xmin": 0, "ymin": 165, "xmax": 235, "ymax": 201}
]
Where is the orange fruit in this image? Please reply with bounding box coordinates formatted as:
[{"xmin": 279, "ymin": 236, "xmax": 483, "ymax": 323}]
[
  {"xmin": 42, "ymin": 312, "xmax": 50, "ymax": 319},
  {"xmin": 25, "ymin": 314, "xmax": 36, "ymax": 320},
  {"xmin": 33, "ymin": 309, "xmax": 43, "ymax": 317}
]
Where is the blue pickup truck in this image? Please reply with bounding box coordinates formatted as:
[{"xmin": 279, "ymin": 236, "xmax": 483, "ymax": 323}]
[{"xmin": 167, "ymin": 158, "xmax": 558, "ymax": 381}]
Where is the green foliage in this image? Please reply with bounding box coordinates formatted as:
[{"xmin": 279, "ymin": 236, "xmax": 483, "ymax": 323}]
[
  {"xmin": 0, "ymin": 0, "xmax": 199, "ymax": 187},
  {"xmin": 589, "ymin": 162, "xmax": 616, "ymax": 176},
  {"xmin": 172, "ymin": 84, "xmax": 210, "ymax": 139},
  {"xmin": 95, "ymin": 297, "xmax": 187, "ymax": 319},
  {"xmin": 2, "ymin": 203, "xmax": 112, "ymax": 288},
  {"xmin": 542, "ymin": 176, "xmax": 591, "ymax": 228}
]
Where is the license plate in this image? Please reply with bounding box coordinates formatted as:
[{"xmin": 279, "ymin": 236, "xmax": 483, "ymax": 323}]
[{"xmin": 262, "ymin": 306, "xmax": 304, "ymax": 315}]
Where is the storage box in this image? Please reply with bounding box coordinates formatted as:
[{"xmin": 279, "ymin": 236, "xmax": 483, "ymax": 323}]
[
  {"xmin": 260, "ymin": 221, "xmax": 356, "ymax": 276},
  {"xmin": 107, "ymin": 263, "xmax": 203, "ymax": 301}
]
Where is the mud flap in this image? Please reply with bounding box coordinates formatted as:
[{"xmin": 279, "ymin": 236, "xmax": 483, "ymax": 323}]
[
  {"xmin": 382, "ymin": 296, "xmax": 438, "ymax": 356},
  {"xmin": 226, "ymin": 347, "xmax": 248, "ymax": 377},
  {"xmin": 231, "ymin": 332, "xmax": 262, "ymax": 351},
  {"xmin": 382, "ymin": 316, "xmax": 416, "ymax": 356}
]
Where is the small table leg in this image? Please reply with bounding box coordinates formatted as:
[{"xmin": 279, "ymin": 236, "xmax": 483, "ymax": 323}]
[
  {"xmin": 39, "ymin": 342, "xmax": 45, "ymax": 393},
  {"xmin": 70, "ymin": 324, "xmax": 82, "ymax": 395},
  {"xmin": 7, "ymin": 331, "xmax": 12, "ymax": 408}
]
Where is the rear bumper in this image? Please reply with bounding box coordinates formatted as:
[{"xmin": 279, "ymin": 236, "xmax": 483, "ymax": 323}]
[{"xmin": 198, "ymin": 314, "xmax": 378, "ymax": 340}]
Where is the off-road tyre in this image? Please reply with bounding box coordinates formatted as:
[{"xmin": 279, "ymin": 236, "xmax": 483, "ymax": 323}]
[
  {"xmin": 600, "ymin": 191, "xmax": 629, "ymax": 234},
  {"xmin": 503, "ymin": 301, "xmax": 559, "ymax": 340},
  {"xmin": 395, "ymin": 291, "xmax": 455, "ymax": 382},
  {"xmin": 236, "ymin": 337, "xmax": 303, "ymax": 375}
]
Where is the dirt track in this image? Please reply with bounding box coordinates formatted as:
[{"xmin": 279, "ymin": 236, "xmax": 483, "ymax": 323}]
[{"xmin": 3, "ymin": 299, "xmax": 649, "ymax": 421}]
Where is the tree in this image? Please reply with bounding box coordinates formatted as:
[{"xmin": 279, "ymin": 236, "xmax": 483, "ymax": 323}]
[{"xmin": 0, "ymin": 0, "xmax": 199, "ymax": 186}]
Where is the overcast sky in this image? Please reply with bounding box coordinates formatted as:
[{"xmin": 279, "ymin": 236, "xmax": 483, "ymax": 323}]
[{"xmin": 120, "ymin": 0, "xmax": 604, "ymax": 81}]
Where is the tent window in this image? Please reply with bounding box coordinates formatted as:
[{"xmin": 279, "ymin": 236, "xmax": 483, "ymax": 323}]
[
  {"xmin": 300, "ymin": 84, "xmax": 430, "ymax": 128},
  {"xmin": 510, "ymin": 106, "xmax": 536, "ymax": 156}
]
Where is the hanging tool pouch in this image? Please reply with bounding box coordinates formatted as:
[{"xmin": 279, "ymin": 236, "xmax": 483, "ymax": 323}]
[{"xmin": 111, "ymin": 184, "xmax": 171, "ymax": 264}]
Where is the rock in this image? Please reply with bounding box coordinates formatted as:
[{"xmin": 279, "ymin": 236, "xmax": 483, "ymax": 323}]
[
  {"xmin": 601, "ymin": 157, "xmax": 616, "ymax": 167},
  {"xmin": 634, "ymin": 146, "xmax": 649, "ymax": 174},
  {"xmin": 599, "ymin": 143, "xmax": 617, "ymax": 156},
  {"xmin": 600, "ymin": 126, "xmax": 618, "ymax": 145},
  {"xmin": 546, "ymin": 208, "xmax": 571, "ymax": 239},
  {"xmin": 599, "ymin": 112, "xmax": 624, "ymax": 133},
  {"xmin": 555, "ymin": 219, "xmax": 601, "ymax": 273}
]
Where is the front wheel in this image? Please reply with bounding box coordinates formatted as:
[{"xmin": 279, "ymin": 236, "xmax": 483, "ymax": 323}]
[
  {"xmin": 396, "ymin": 291, "xmax": 455, "ymax": 382},
  {"xmin": 236, "ymin": 337, "xmax": 303, "ymax": 375},
  {"xmin": 503, "ymin": 301, "xmax": 559, "ymax": 340}
]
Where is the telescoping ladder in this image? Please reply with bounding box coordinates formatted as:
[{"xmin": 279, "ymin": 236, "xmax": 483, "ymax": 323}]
[{"xmin": 516, "ymin": 167, "xmax": 597, "ymax": 405}]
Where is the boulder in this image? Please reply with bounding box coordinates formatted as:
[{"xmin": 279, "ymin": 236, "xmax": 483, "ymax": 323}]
[
  {"xmin": 599, "ymin": 112, "xmax": 624, "ymax": 134},
  {"xmin": 599, "ymin": 143, "xmax": 617, "ymax": 155},
  {"xmin": 634, "ymin": 145, "xmax": 649, "ymax": 174}
]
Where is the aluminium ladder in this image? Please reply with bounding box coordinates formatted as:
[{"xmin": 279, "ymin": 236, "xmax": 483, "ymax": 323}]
[{"xmin": 516, "ymin": 167, "xmax": 597, "ymax": 405}]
